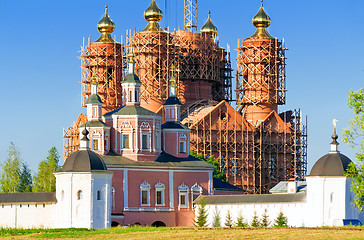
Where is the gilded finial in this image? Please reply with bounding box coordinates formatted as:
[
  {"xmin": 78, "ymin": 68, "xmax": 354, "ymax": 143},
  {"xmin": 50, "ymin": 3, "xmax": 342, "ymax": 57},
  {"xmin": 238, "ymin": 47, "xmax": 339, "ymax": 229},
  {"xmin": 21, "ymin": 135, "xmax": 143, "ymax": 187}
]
[
  {"xmin": 248, "ymin": 1, "xmax": 274, "ymax": 39},
  {"xmin": 332, "ymin": 119, "xmax": 338, "ymax": 130},
  {"xmin": 90, "ymin": 75, "xmax": 97, "ymax": 85},
  {"xmin": 142, "ymin": 0, "xmax": 165, "ymax": 32},
  {"xmin": 128, "ymin": 50, "xmax": 136, "ymax": 64},
  {"xmin": 95, "ymin": 6, "xmax": 116, "ymax": 43},
  {"xmin": 200, "ymin": 11, "xmax": 218, "ymax": 39}
]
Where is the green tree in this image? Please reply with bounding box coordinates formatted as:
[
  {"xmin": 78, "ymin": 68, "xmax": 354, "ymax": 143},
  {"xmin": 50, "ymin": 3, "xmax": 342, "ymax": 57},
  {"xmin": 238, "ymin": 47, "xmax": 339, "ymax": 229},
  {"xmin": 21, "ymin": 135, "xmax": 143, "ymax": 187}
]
[
  {"xmin": 18, "ymin": 163, "xmax": 32, "ymax": 192},
  {"xmin": 191, "ymin": 151, "xmax": 226, "ymax": 182},
  {"xmin": 261, "ymin": 209, "xmax": 270, "ymax": 227},
  {"xmin": 33, "ymin": 147, "xmax": 61, "ymax": 192},
  {"xmin": 194, "ymin": 199, "xmax": 208, "ymax": 227},
  {"xmin": 250, "ymin": 211, "xmax": 260, "ymax": 228},
  {"xmin": 343, "ymin": 89, "xmax": 364, "ymax": 211},
  {"xmin": 235, "ymin": 212, "xmax": 248, "ymax": 227},
  {"xmin": 273, "ymin": 211, "xmax": 288, "ymax": 227},
  {"xmin": 224, "ymin": 210, "xmax": 233, "ymax": 228},
  {"xmin": 0, "ymin": 142, "xmax": 22, "ymax": 193},
  {"xmin": 212, "ymin": 207, "xmax": 221, "ymax": 227}
]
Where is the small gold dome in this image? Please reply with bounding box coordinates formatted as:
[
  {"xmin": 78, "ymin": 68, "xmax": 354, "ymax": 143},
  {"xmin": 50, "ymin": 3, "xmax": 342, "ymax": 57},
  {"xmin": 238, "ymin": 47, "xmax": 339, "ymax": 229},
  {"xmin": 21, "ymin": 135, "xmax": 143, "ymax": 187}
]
[
  {"xmin": 95, "ymin": 6, "xmax": 116, "ymax": 43},
  {"xmin": 200, "ymin": 11, "xmax": 218, "ymax": 36},
  {"xmin": 142, "ymin": 0, "xmax": 165, "ymax": 32},
  {"xmin": 144, "ymin": 0, "xmax": 163, "ymax": 22},
  {"xmin": 248, "ymin": 1, "xmax": 274, "ymax": 39}
]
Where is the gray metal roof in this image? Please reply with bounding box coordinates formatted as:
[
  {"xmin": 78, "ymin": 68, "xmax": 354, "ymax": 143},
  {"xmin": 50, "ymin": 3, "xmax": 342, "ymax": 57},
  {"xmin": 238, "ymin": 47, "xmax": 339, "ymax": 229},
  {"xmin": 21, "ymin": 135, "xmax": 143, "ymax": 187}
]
[
  {"xmin": 161, "ymin": 122, "xmax": 189, "ymax": 130},
  {"xmin": 105, "ymin": 105, "xmax": 160, "ymax": 117},
  {"xmin": 103, "ymin": 151, "xmax": 213, "ymax": 169},
  {"xmin": 269, "ymin": 181, "xmax": 307, "ymax": 193},
  {"xmin": 85, "ymin": 94, "xmax": 103, "ymax": 105},
  {"xmin": 194, "ymin": 192, "xmax": 306, "ymax": 205},
  {"xmin": 122, "ymin": 73, "xmax": 141, "ymax": 84},
  {"xmin": 79, "ymin": 120, "xmax": 108, "ymax": 128},
  {"xmin": 0, "ymin": 192, "xmax": 56, "ymax": 204}
]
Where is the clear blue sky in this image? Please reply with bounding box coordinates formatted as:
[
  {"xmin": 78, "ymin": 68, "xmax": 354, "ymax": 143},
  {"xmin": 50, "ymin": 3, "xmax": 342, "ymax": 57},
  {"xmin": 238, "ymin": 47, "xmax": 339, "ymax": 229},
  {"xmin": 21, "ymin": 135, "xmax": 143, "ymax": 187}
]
[{"xmin": 0, "ymin": 0, "xmax": 363, "ymax": 174}]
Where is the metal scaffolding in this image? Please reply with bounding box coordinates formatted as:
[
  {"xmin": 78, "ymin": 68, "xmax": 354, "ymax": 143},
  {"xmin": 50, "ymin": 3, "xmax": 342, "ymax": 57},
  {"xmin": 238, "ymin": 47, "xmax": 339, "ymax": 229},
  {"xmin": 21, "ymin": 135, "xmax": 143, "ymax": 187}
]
[
  {"xmin": 184, "ymin": 0, "xmax": 197, "ymax": 32},
  {"xmin": 80, "ymin": 37, "xmax": 125, "ymax": 113}
]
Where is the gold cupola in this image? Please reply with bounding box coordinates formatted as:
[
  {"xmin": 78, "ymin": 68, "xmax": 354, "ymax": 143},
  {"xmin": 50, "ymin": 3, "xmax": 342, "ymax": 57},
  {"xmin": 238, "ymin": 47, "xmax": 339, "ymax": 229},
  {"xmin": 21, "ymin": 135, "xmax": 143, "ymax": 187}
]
[
  {"xmin": 248, "ymin": 1, "xmax": 274, "ymax": 39},
  {"xmin": 95, "ymin": 6, "xmax": 116, "ymax": 43},
  {"xmin": 142, "ymin": 0, "xmax": 165, "ymax": 32},
  {"xmin": 200, "ymin": 11, "xmax": 218, "ymax": 39}
]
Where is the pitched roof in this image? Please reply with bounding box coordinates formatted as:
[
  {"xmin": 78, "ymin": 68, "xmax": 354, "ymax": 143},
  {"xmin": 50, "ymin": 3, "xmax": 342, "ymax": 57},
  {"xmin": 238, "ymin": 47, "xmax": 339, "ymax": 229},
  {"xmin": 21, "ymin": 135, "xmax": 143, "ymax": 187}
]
[
  {"xmin": 189, "ymin": 100, "xmax": 255, "ymax": 131},
  {"xmin": 0, "ymin": 192, "xmax": 57, "ymax": 204},
  {"xmin": 194, "ymin": 192, "xmax": 306, "ymax": 205},
  {"xmin": 85, "ymin": 94, "xmax": 103, "ymax": 105},
  {"xmin": 213, "ymin": 178, "xmax": 245, "ymax": 192},
  {"xmin": 261, "ymin": 110, "xmax": 291, "ymax": 133},
  {"xmin": 79, "ymin": 120, "xmax": 108, "ymax": 128},
  {"xmin": 161, "ymin": 122, "xmax": 189, "ymax": 130},
  {"xmin": 269, "ymin": 181, "xmax": 307, "ymax": 193},
  {"xmin": 103, "ymin": 151, "xmax": 213, "ymax": 169},
  {"xmin": 104, "ymin": 105, "xmax": 161, "ymax": 117},
  {"xmin": 164, "ymin": 96, "xmax": 182, "ymax": 106},
  {"xmin": 122, "ymin": 73, "xmax": 142, "ymax": 84}
]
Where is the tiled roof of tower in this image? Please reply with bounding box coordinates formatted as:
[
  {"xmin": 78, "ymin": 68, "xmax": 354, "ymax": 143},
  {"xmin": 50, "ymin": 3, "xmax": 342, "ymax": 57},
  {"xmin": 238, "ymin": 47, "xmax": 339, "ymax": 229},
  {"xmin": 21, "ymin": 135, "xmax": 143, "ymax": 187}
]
[{"xmin": 85, "ymin": 94, "xmax": 103, "ymax": 105}]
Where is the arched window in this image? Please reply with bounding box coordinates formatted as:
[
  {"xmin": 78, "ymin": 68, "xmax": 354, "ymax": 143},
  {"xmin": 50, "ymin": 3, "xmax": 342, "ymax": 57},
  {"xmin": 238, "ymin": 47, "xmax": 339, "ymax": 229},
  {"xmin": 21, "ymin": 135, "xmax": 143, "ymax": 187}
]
[
  {"xmin": 140, "ymin": 181, "xmax": 151, "ymax": 206},
  {"xmin": 178, "ymin": 183, "xmax": 189, "ymax": 209},
  {"xmin": 77, "ymin": 190, "xmax": 83, "ymax": 200},
  {"xmin": 97, "ymin": 190, "xmax": 101, "ymax": 201},
  {"xmin": 155, "ymin": 182, "xmax": 165, "ymax": 206},
  {"xmin": 191, "ymin": 184, "xmax": 202, "ymax": 206},
  {"xmin": 179, "ymin": 135, "xmax": 187, "ymax": 154},
  {"xmin": 61, "ymin": 190, "xmax": 64, "ymax": 201}
]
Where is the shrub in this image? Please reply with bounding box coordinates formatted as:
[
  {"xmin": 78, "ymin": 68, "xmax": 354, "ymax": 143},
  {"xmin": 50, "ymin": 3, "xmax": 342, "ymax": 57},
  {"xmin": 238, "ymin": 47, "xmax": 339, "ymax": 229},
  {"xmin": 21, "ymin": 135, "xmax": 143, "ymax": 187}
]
[
  {"xmin": 195, "ymin": 200, "xmax": 208, "ymax": 227},
  {"xmin": 250, "ymin": 211, "xmax": 260, "ymax": 228},
  {"xmin": 224, "ymin": 210, "xmax": 233, "ymax": 227},
  {"xmin": 273, "ymin": 211, "xmax": 288, "ymax": 227}
]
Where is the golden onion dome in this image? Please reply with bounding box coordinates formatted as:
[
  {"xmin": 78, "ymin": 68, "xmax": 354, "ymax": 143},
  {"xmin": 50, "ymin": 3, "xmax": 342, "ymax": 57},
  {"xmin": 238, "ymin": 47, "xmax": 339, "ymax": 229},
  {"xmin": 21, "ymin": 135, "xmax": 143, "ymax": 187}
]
[
  {"xmin": 248, "ymin": 1, "xmax": 274, "ymax": 39},
  {"xmin": 142, "ymin": 0, "xmax": 165, "ymax": 32},
  {"xmin": 95, "ymin": 6, "xmax": 116, "ymax": 43},
  {"xmin": 144, "ymin": 0, "xmax": 163, "ymax": 22},
  {"xmin": 200, "ymin": 11, "xmax": 218, "ymax": 36}
]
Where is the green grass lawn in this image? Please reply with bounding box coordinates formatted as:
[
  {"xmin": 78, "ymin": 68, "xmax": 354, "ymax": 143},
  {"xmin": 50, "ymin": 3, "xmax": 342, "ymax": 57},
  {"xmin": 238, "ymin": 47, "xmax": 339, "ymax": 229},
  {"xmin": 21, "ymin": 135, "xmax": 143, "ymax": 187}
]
[{"xmin": 2, "ymin": 226, "xmax": 364, "ymax": 239}]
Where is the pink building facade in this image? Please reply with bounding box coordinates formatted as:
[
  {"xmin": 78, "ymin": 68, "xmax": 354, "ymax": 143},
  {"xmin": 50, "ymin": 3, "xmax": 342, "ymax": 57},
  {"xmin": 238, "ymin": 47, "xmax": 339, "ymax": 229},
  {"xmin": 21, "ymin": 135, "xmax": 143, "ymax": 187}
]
[{"xmin": 78, "ymin": 56, "xmax": 221, "ymax": 226}]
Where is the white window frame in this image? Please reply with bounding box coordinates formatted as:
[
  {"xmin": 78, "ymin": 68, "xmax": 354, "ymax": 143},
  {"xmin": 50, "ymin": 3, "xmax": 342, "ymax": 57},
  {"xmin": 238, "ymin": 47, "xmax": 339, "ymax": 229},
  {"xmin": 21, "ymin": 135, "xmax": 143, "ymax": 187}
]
[
  {"xmin": 92, "ymin": 138, "xmax": 99, "ymax": 151},
  {"xmin": 155, "ymin": 182, "xmax": 165, "ymax": 206},
  {"xmin": 122, "ymin": 133, "xmax": 130, "ymax": 149},
  {"xmin": 179, "ymin": 135, "xmax": 187, "ymax": 154},
  {"xmin": 141, "ymin": 133, "xmax": 149, "ymax": 150},
  {"xmin": 140, "ymin": 181, "xmax": 151, "ymax": 206},
  {"xmin": 191, "ymin": 184, "xmax": 202, "ymax": 208},
  {"xmin": 178, "ymin": 183, "xmax": 189, "ymax": 210}
]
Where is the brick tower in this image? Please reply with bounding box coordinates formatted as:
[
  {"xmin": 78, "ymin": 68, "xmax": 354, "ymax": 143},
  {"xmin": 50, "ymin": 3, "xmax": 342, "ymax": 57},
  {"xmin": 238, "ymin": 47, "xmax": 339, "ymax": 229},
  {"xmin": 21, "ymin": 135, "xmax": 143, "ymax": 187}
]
[
  {"xmin": 236, "ymin": 1, "xmax": 285, "ymax": 126},
  {"xmin": 80, "ymin": 6, "xmax": 123, "ymax": 114}
]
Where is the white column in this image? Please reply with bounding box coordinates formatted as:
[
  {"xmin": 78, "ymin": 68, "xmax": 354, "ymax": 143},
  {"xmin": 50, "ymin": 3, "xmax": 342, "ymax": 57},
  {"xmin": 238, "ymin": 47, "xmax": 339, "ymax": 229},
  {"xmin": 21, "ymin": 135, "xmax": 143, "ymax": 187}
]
[
  {"xmin": 169, "ymin": 171, "xmax": 174, "ymax": 210},
  {"xmin": 123, "ymin": 169, "xmax": 128, "ymax": 210},
  {"xmin": 208, "ymin": 171, "xmax": 213, "ymax": 195}
]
